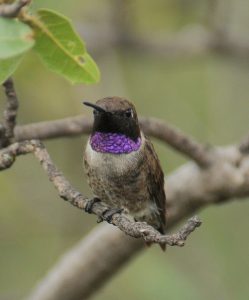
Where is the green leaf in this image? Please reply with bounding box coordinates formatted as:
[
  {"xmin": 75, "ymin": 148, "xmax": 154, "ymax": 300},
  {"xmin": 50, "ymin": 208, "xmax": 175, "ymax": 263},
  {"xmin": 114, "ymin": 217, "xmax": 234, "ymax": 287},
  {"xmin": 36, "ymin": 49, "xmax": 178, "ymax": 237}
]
[
  {"xmin": 0, "ymin": 18, "xmax": 34, "ymax": 59},
  {"xmin": 0, "ymin": 55, "xmax": 23, "ymax": 84},
  {"xmin": 31, "ymin": 9, "xmax": 100, "ymax": 84}
]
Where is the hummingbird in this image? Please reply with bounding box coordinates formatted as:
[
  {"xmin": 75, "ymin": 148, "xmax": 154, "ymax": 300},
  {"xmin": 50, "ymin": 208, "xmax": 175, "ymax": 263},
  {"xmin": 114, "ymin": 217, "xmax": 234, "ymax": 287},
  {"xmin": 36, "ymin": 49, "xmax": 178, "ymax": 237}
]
[{"xmin": 83, "ymin": 97, "xmax": 166, "ymax": 250}]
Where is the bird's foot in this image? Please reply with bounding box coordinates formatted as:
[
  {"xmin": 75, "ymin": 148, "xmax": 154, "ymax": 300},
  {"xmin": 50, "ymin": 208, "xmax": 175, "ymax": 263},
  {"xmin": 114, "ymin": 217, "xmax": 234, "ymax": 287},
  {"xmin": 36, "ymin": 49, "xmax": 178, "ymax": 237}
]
[
  {"xmin": 84, "ymin": 197, "xmax": 101, "ymax": 214},
  {"xmin": 101, "ymin": 208, "xmax": 123, "ymax": 224}
]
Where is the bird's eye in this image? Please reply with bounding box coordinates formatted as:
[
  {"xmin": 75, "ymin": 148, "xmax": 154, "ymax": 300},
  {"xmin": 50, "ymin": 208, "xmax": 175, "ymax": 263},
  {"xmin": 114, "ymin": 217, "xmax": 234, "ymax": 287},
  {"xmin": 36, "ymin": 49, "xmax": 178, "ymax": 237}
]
[
  {"xmin": 125, "ymin": 109, "xmax": 133, "ymax": 118},
  {"xmin": 93, "ymin": 110, "xmax": 98, "ymax": 116}
]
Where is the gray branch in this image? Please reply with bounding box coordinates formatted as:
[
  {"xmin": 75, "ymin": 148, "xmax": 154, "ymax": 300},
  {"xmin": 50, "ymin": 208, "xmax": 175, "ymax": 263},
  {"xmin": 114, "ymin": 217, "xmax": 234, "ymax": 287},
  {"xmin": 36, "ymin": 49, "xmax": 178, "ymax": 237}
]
[{"xmin": 14, "ymin": 115, "xmax": 212, "ymax": 167}]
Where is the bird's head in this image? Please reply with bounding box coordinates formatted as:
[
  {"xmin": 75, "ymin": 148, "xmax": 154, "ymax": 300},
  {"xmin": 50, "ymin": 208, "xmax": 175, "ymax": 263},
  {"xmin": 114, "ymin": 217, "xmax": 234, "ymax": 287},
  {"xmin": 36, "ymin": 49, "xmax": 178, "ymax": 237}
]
[{"xmin": 83, "ymin": 96, "xmax": 140, "ymax": 141}]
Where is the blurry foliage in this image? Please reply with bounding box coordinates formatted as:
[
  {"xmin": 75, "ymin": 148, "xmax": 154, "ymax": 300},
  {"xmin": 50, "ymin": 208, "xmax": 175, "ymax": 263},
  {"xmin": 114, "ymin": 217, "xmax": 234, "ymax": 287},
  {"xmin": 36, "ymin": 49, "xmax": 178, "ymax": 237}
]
[
  {"xmin": 0, "ymin": 6, "xmax": 100, "ymax": 84},
  {"xmin": 0, "ymin": 18, "xmax": 34, "ymax": 58},
  {"xmin": 0, "ymin": 0, "xmax": 249, "ymax": 300}
]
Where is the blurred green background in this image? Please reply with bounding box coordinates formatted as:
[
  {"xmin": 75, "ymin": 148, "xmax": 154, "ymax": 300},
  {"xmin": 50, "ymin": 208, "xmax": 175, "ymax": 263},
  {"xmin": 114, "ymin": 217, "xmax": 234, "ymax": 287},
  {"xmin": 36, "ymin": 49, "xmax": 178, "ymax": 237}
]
[{"xmin": 1, "ymin": 0, "xmax": 249, "ymax": 299}]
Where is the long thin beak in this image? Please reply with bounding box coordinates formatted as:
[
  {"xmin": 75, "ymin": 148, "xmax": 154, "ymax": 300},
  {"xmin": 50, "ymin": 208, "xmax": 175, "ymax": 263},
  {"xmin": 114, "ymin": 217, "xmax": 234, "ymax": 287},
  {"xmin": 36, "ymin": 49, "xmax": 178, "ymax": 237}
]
[{"xmin": 83, "ymin": 101, "xmax": 106, "ymax": 113}]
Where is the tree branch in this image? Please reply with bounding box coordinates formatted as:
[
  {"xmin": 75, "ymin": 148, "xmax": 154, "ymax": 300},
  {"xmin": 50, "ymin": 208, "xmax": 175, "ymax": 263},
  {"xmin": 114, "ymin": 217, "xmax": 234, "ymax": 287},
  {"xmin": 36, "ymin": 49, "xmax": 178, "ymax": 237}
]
[
  {"xmin": 14, "ymin": 115, "xmax": 212, "ymax": 167},
  {"xmin": 0, "ymin": 140, "xmax": 201, "ymax": 246},
  {"xmin": 15, "ymin": 115, "xmax": 92, "ymax": 141},
  {"xmin": 26, "ymin": 144, "xmax": 249, "ymax": 300},
  {"xmin": 0, "ymin": 0, "xmax": 31, "ymax": 17}
]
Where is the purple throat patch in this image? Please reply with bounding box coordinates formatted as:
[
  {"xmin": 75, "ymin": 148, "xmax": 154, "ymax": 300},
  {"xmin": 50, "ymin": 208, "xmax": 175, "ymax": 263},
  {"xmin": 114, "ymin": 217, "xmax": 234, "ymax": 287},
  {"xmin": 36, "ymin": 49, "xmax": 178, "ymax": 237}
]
[{"xmin": 90, "ymin": 132, "xmax": 141, "ymax": 154}]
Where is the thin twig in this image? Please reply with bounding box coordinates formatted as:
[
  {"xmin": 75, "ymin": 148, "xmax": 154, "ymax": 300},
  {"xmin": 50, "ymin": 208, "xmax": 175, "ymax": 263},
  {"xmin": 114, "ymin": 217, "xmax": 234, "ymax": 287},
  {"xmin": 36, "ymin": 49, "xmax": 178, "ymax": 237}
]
[
  {"xmin": 0, "ymin": 0, "xmax": 31, "ymax": 17},
  {"xmin": 0, "ymin": 123, "xmax": 6, "ymax": 145},
  {"xmin": 14, "ymin": 115, "xmax": 212, "ymax": 167},
  {"xmin": 1, "ymin": 78, "xmax": 19, "ymax": 147},
  {"xmin": 0, "ymin": 140, "xmax": 201, "ymax": 246}
]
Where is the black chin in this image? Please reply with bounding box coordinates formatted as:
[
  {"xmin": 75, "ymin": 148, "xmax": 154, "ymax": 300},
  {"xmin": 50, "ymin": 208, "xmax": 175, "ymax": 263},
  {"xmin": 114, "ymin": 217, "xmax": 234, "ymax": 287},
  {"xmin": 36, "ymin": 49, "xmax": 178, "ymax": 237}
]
[{"xmin": 92, "ymin": 112, "xmax": 140, "ymax": 141}]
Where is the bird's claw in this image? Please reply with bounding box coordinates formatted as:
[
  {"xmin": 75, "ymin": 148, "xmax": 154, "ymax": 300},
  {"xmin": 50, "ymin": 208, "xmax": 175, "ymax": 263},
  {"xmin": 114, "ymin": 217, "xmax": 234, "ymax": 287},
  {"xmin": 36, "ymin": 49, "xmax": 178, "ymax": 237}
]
[
  {"xmin": 85, "ymin": 198, "xmax": 123, "ymax": 224},
  {"xmin": 101, "ymin": 208, "xmax": 123, "ymax": 224},
  {"xmin": 84, "ymin": 197, "xmax": 101, "ymax": 214}
]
